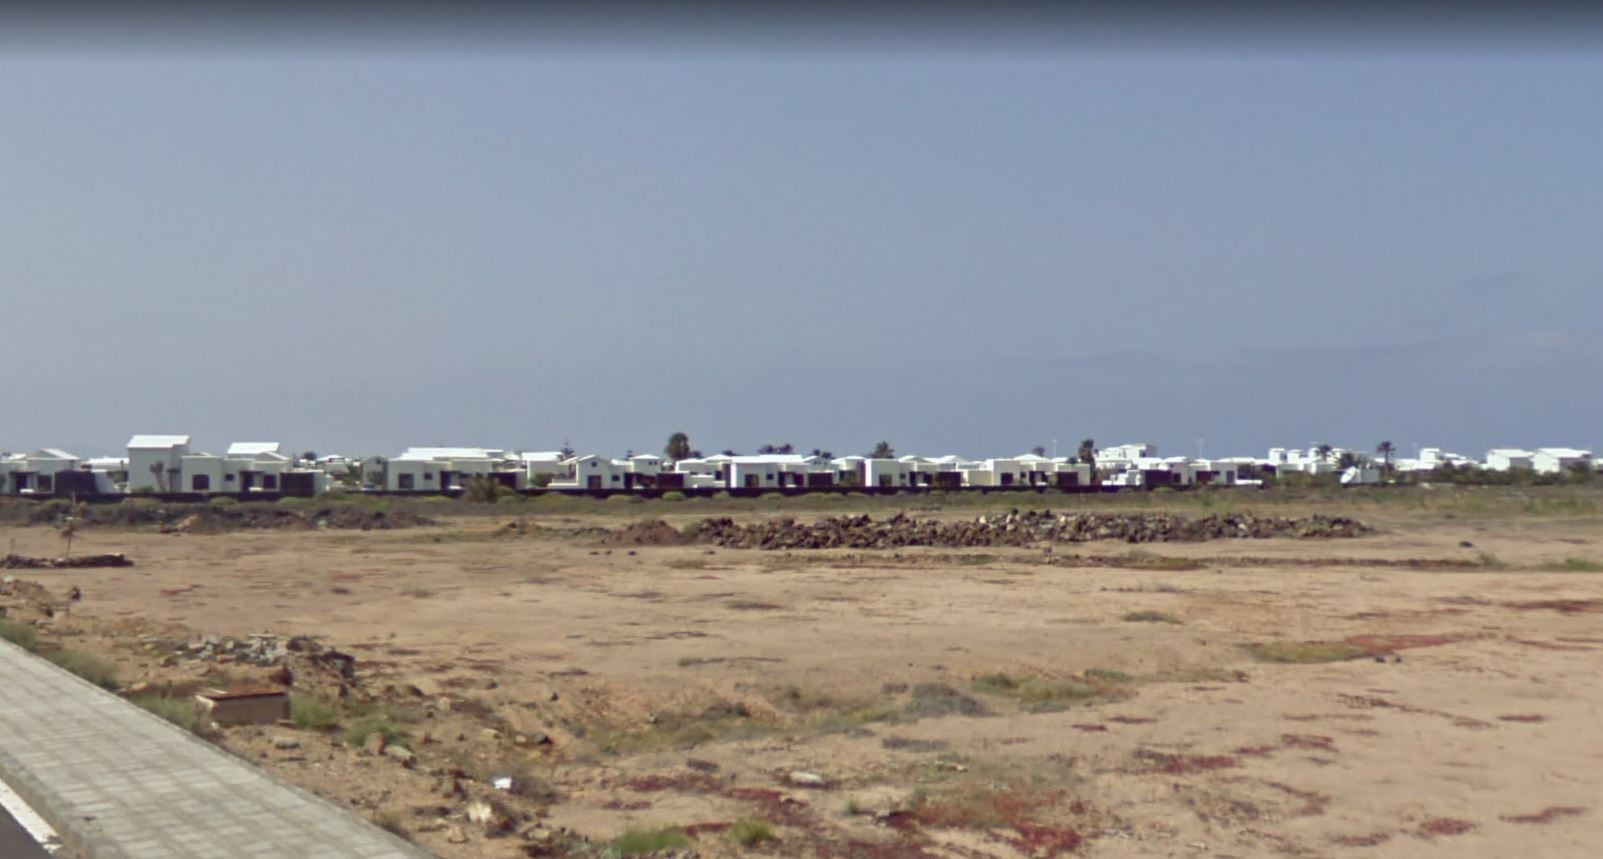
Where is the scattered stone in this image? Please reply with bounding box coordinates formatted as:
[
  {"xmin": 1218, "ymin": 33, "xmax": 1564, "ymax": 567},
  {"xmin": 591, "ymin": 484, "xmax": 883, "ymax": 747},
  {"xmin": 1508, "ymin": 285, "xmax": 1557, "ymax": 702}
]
[
  {"xmin": 364, "ymin": 732, "xmax": 388, "ymax": 755},
  {"xmin": 272, "ymin": 735, "xmax": 301, "ymax": 750},
  {"xmin": 686, "ymin": 758, "xmax": 719, "ymax": 773},
  {"xmin": 445, "ymin": 824, "xmax": 468, "ymax": 844},
  {"xmin": 384, "ymin": 745, "xmax": 416, "ymax": 766},
  {"xmin": 788, "ymin": 770, "xmax": 828, "ymax": 787}
]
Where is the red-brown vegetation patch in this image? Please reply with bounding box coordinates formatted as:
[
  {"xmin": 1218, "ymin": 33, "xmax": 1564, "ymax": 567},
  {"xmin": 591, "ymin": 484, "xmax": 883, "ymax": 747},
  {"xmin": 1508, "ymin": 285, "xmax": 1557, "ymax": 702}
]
[
  {"xmin": 1330, "ymin": 830, "xmax": 1394, "ymax": 847},
  {"xmin": 1259, "ymin": 780, "xmax": 1331, "ymax": 817},
  {"xmin": 1233, "ymin": 744, "xmax": 1279, "ymax": 758},
  {"xmin": 1501, "ymin": 806, "xmax": 1586, "ymax": 825},
  {"xmin": 907, "ymin": 786, "xmax": 1062, "ymax": 830},
  {"xmin": 1557, "ymin": 636, "xmax": 1603, "ymax": 644},
  {"xmin": 681, "ymin": 821, "xmax": 732, "ymax": 836},
  {"xmin": 1418, "ymin": 817, "xmax": 1476, "ymax": 837},
  {"xmin": 1343, "ymin": 632, "xmax": 1482, "ymax": 655},
  {"xmin": 1072, "ymin": 723, "xmax": 1108, "ymax": 733},
  {"xmin": 1280, "ymin": 734, "xmax": 1337, "ymax": 752},
  {"xmin": 1497, "ymin": 713, "xmax": 1547, "ymax": 723},
  {"xmin": 1107, "ymin": 715, "xmax": 1157, "ymax": 725},
  {"xmin": 1005, "ymin": 822, "xmax": 1084, "ymax": 853},
  {"xmin": 1501, "ymin": 599, "xmax": 1603, "ymax": 614},
  {"xmin": 1131, "ymin": 749, "xmax": 1238, "ymax": 775},
  {"xmin": 725, "ymin": 787, "xmax": 814, "ymax": 828},
  {"xmin": 601, "ymin": 799, "xmax": 651, "ymax": 811},
  {"xmin": 625, "ymin": 771, "xmax": 723, "ymax": 793}
]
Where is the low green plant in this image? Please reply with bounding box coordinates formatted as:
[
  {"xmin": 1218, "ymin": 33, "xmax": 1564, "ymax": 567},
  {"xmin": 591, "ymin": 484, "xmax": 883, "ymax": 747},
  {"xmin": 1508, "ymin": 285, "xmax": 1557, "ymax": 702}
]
[
  {"xmin": 1551, "ymin": 557, "xmax": 1603, "ymax": 572},
  {"xmin": 345, "ymin": 714, "xmax": 408, "ymax": 747},
  {"xmin": 48, "ymin": 648, "xmax": 119, "ymax": 689},
  {"xmin": 207, "ymin": 495, "xmax": 238, "ymax": 507},
  {"xmin": 730, "ymin": 817, "xmax": 776, "ymax": 847},
  {"xmin": 611, "ymin": 826, "xmax": 690, "ymax": 855},
  {"xmin": 0, "ymin": 619, "xmax": 40, "ymax": 652},
  {"xmin": 1122, "ymin": 610, "xmax": 1182, "ymax": 624},
  {"xmin": 1244, "ymin": 641, "xmax": 1368, "ymax": 664},
  {"xmin": 133, "ymin": 693, "xmax": 207, "ymax": 734},
  {"xmin": 291, "ymin": 694, "xmax": 341, "ymax": 730}
]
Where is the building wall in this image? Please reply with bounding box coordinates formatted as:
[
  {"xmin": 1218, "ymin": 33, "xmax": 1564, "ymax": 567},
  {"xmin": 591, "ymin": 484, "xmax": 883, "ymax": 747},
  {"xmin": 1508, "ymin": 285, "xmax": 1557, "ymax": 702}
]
[{"xmin": 128, "ymin": 445, "xmax": 189, "ymax": 492}]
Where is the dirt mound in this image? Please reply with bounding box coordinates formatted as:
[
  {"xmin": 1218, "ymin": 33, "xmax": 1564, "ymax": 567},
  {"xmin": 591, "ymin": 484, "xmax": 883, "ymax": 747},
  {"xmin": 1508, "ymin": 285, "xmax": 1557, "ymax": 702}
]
[
  {"xmin": 685, "ymin": 511, "xmax": 1371, "ymax": 550},
  {"xmin": 608, "ymin": 519, "xmax": 690, "ymax": 546}
]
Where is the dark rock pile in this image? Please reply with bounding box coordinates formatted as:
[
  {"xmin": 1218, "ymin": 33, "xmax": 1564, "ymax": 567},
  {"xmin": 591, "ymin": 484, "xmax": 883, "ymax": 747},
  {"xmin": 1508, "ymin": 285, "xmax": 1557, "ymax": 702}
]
[
  {"xmin": 684, "ymin": 510, "xmax": 1371, "ymax": 550},
  {"xmin": 0, "ymin": 553, "xmax": 133, "ymax": 569}
]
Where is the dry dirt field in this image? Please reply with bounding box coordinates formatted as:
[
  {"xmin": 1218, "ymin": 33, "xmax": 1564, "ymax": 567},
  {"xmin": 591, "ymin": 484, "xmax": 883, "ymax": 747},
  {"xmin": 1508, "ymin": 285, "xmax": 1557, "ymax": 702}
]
[{"xmin": 4, "ymin": 492, "xmax": 1603, "ymax": 858}]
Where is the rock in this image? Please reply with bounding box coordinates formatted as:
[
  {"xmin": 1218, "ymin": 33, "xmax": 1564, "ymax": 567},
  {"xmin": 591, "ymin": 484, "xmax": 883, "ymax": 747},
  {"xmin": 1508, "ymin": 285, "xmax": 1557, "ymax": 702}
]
[
  {"xmin": 384, "ymin": 745, "xmax": 416, "ymax": 766},
  {"xmin": 445, "ymin": 824, "xmax": 468, "ymax": 844},
  {"xmin": 529, "ymin": 731, "xmax": 553, "ymax": 746},
  {"xmin": 479, "ymin": 728, "xmax": 501, "ymax": 742},
  {"xmin": 685, "ymin": 758, "xmax": 719, "ymax": 773},
  {"xmin": 364, "ymin": 732, "xmax": 387, "ymax": 755},
  {"xmin": 272, "ymin": 735, "xmax": 301, "ymax": 750},
  {"xmin": 788, "ymin": 770, "xmax": 828, "ymax": 787},
  {"xmin": 466, "ymin": 799, "xmax": 494, "ymax": 825},
  {"xmin": 126, "ymin": 681, "xmax": 153, "ymax": 696}
]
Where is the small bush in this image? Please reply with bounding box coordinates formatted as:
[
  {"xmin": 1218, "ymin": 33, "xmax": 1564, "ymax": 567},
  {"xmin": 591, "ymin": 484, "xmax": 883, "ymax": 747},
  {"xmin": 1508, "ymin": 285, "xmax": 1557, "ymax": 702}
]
[
  {"xmin": 48, "ymin": 648, "xmax": 119, "ymax": 689},
  {"xmin": 134, "ymin": 694, "xmax": 207, "ymax": 734},
  {"xmin": 1553, "ymin": 557, "xmax": 1603, "ymax": 572},
  {"xmin": 612, "ymin": 826, "xmax": 691, "ymax": 855},
  {"xmin": 291, "ymin": 694, "xmax": 340, "ymax": 730},
  {"xmin": 207, "ymin": 496, "xmax": 238, "ymax": 507},
  {"xmin": 345, "ymin": 715, "xmax": 408, "ymax": 748},
  {"xmin": 0, "ymin": 619, "xmax": 40, "ymax": 652},
  {"xmin": 661, "ymin": 491, "xmax": 687, "ymax": 502},
  {"xmin": 1122, "ymin": 610, "xmax": 1182, "ymax": 624},
  {"xmin": 730, "ymin": 817, "xmax": 776, "ymax": 847}
]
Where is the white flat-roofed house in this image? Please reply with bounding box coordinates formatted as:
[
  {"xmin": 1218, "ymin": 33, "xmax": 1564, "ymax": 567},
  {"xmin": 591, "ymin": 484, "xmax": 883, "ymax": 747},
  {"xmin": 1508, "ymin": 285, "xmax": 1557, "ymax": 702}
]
[
  {"xmin": 517, "ymin": 451, "xmax": 567, "ymax": 487},
  {"xmin": 1533, "ymin": 448, "xmax": 1593, "ymax": 475},
  {"xmin": 862, "ymin": 457, "xmax": 913, "ymax": 489},
  {"xmin": 1485, "ymin": 449, "xmax": 1536, "ymax": 472},
  {"xmin": 127, "ymin": 434, "xmax": 191, "ymax": 493},
  {"xmin": 548, "ymin": 454, "xmax": 628, "ymax": 491},
  {"xmin": 1049, "ymin": 458, "xmax": 1094, "ymax": 489},
  {"xmin": 5, "ymin": 449, "xmax": 81, "ymax": 495}
]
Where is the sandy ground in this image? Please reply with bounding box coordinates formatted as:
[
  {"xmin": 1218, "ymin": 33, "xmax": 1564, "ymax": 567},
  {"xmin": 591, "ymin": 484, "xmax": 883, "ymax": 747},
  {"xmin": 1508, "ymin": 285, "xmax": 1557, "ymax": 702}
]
[{"xmin": 4, "ymin": 504, "xmax": 1603, "ymax": 858}]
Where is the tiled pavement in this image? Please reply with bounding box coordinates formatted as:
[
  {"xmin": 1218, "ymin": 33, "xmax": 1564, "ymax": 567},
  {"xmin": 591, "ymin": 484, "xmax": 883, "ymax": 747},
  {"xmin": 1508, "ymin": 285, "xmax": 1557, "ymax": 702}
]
[{"xmin": 0, "ymin": 639, "xmax": 431, "ymax": 858}]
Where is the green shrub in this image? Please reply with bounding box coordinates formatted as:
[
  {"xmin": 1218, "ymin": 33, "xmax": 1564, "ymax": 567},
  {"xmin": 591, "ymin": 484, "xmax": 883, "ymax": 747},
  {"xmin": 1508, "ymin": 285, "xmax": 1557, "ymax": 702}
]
[
  {"xmin": 291, "ymin": 694, "xmax": 340, "ymax": 730},
  {"xmin": 1244, "ymin": 641, "xmax": 1368, "ymax": 664},
  {"xmin": 730, "ymin": 817, "xmax": 776, "ymax": 847},
  {"xmin": 345, "ymin": 715, "xmax": 408, "ymax": 747},
  {"xmin": 208, "ymin": 496, "xmax": 238, "ymax": 507},
  {"xmin": 134, "ymin": 694, "xmax": 207, "ymax": 734},
  {"xmin": 661, "ymin": 491, "xmax": 687, "ymax": 502},
  {"xmin": 0, "ymin": 619, "xmax": 40, "ymax": 652},
  {"xmin": 1122, "ymin": 610, "xmax": 1182, "ymax": 624},
  {"xmin": 612, "ymin": 826, "xmax": 690, "ymax": 855},
  {"xmin": 48, "ymin": 648, "xmax": 119, "ymax": 689}
]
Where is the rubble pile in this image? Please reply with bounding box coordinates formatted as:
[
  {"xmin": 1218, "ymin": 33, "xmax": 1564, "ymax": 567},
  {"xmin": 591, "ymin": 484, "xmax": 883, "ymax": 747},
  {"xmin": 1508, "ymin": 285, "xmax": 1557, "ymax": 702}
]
[
  {"xmin": 141, "ymin": 632, "xmax": 358, "ymax": 682},
  {"xmin": 684, "ymin": 510, "xmax": 1372, "ymax": 550},
  {"xmin": 0, "ymin": 575, "xmax": 74, "ymax": 621},
  {"xmin": 0, "ymin": 553, "xmax": 134, "ymax": 569}
]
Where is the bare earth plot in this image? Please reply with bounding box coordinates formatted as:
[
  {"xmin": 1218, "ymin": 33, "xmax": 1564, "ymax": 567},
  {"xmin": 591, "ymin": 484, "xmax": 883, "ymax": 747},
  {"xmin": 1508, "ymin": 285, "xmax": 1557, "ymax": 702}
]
[{"xmin": 2, "ymin": 495, "xmax": 1602, "ymax": 857}]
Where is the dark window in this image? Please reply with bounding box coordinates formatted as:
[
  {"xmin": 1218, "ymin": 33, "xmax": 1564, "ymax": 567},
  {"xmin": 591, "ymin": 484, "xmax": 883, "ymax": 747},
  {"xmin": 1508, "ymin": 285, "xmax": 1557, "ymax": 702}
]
[
  {"xmin": 192, "ymin": 474, "xmax": 210, "ymax": 491},
  {"xmin": 263, "ymin": 474, "xmax": 278, "ymax": 490},
  {"xmin": 424, "ymin": 473, "xmax": 434, "ymax": 481},
  {"xmin": 225, "ymin": 473, "xmax": 236, "ymax": 482},
  {"xmin": 399, "ymin": 474, "xmax": 415, "ymax": 490},
  {"xmin": 38, "ymin": 475, "xmax": 53, "ymax": 492},
  {"xmin": 611, "ymin": 474, "xmax": 620, "ymax": 482}
]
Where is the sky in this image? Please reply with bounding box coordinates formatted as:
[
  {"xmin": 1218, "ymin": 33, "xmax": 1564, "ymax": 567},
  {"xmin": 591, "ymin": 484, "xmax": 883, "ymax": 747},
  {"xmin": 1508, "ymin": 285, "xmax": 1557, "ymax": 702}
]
[{"xmin": 2, "ymin": 9, "xmax": 1601, "ymax": 461}]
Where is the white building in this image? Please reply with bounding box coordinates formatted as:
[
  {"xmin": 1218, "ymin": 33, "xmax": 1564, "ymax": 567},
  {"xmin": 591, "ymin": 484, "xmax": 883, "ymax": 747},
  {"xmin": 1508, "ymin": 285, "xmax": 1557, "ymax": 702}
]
[
  {"xmin": 3, "ymin": 449, "xmax": 80, "ymax": 495},
  {"xmin": 127, "ymin": 435, "xmax": 192, "ymax": 493},
  {"xmin": 549, "ymin": 454, "xmax": 628, "ymax": 491},
  {"xmin": 862, "ymin": 457, "xmax": 913, "ymax": 489},
  {"xmin": 1485, "ymin": 449, "xmax": 1536, "ymax": 472},
  {"xmin": 1533, "ymin": 448, "xmax": 1593, "ymax": 475}
]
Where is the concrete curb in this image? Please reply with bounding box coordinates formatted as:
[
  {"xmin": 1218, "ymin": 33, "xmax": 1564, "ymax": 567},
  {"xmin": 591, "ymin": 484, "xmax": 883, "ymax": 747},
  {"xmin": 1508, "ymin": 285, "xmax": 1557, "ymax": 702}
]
[{"xmin": 0, "ymin": 637, "xmax": 433, "ymax": 858}]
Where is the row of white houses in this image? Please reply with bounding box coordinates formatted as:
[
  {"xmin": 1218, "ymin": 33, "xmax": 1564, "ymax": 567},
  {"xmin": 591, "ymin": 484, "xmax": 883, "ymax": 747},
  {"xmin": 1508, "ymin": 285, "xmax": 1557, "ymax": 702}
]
[{"xmin": 0, "ymin": 436, "xmax": 1595, "ymax": 498}]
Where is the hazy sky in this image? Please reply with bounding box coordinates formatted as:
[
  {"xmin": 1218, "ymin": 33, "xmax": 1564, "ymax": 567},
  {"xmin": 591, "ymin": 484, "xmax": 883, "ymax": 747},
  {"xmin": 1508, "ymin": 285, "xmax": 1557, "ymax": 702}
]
[{"xmin": 3, "ymin": 13, "xmax": 1601, "ymax": 460}]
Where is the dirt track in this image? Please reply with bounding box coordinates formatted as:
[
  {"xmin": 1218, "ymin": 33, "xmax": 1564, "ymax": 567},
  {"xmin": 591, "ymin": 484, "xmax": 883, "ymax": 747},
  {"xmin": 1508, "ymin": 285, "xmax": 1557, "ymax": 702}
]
[{"xmin": 3, "ymin": 504, "xmax": 1602, "ymax": 857}]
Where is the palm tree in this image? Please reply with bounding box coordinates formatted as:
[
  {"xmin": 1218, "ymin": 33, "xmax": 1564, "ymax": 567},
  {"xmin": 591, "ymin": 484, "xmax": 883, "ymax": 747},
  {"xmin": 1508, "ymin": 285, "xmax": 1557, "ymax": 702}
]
[
  {"xmin": 1375, "ymin": 441, "xmax": 1395, "ymax": 471},
  {"xmin": 148, "ymin": 462, "xmax": 166, "ymax": 493},
  {"xmin": 869, "ymin": 441, "xmax": 895, "ymax": 459},
  {"xmin": 1077, "ymin": 439, "xmax": 1096, "ymax": 463},
  {"xmin": 1315, "ymin": 443, "xmax": 1334, "ymax": 463}
]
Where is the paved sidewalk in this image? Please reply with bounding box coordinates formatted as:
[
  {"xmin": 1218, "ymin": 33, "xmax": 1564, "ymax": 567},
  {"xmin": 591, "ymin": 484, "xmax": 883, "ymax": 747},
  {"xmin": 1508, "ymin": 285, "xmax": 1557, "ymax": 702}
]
[{"xmin": 0, "ymin": 639, "xmax": 431, "ymax": 858}]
